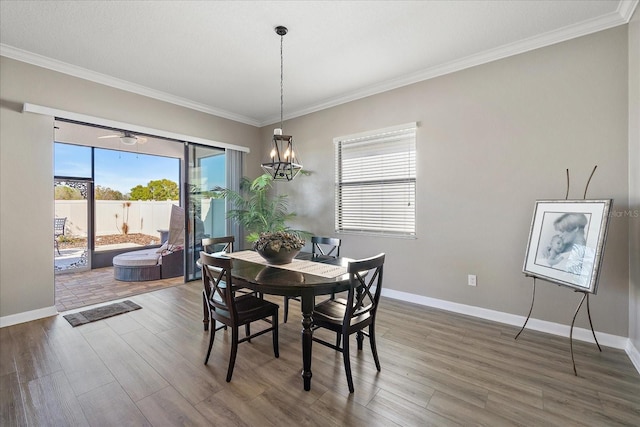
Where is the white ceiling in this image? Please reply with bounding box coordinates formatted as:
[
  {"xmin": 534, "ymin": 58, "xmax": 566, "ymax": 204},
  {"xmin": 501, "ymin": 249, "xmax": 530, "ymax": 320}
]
[{"xmin": 1, "ymin": 1, "xmax": 637, "ymax": 127}]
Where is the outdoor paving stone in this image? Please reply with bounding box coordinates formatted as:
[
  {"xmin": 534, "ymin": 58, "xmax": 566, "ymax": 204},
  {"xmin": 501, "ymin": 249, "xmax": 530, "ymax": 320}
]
[{"xmin": 55, "ymin": 267, "xmax": 184, "ymax": 312}]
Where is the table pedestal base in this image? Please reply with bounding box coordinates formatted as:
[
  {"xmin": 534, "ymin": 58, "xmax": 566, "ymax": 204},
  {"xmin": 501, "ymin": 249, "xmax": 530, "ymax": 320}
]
[{"xmin": 301, "ymin": 289, "xmax": 314, "ymax": 390}]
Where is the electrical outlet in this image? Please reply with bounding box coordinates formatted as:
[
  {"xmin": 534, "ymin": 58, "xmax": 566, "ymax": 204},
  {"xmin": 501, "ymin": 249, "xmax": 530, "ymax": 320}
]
[{"xmin": 468, "ymin": 274, "xmax": 477, "ymax": 287}]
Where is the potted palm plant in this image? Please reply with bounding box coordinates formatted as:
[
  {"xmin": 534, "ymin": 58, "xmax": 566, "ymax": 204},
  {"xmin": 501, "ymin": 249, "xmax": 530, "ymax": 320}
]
[{"xmin": 216, "ymin": 174, "xmax": 309, "ymax": 263}]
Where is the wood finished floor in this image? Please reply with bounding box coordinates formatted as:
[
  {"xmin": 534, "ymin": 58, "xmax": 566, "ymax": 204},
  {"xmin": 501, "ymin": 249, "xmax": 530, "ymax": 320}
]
[{"xmin": 1, "ymin": 281, "xmax": 639, "ymax": 426}]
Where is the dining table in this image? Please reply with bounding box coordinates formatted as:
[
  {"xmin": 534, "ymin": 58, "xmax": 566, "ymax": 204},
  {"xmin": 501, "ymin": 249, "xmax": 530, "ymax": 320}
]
[{"xmin": 206, "ymin": 250, "xmax": 352, "ymax": 391}]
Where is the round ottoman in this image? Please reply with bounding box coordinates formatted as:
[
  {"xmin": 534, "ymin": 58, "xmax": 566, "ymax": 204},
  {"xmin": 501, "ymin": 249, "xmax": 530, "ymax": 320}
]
[{"xmin": 112, "ymin": 249, "xmax": 162, "ymax": 281}]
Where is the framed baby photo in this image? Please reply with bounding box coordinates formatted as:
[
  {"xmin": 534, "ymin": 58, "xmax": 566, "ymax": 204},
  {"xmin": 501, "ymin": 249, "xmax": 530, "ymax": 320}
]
[{"xmin": 522, "ymin": 199, "xmax": 612, "ymax": 294}]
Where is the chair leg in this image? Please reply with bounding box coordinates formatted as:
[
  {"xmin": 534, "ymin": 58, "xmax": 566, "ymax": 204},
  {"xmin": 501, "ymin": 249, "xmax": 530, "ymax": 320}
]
[
  {"xmin": 204, "ymin": 321, "xmax": 216, "ymax": 365},
  {"xmin": 226, "ymin": 327, "xmax": 239, "ymax": 382},
  {"xmin": 342, "ymin": 332, "xmax": 354, "ymax": 393},
  {"xmin": 283, "ymin": 296, "xmax": 289, "ymax": 323},
  {"xmin": 335, "ymin": 332, "xmax": 341, "ymax": 348},
  {"xmin": 356, "ymin": 330, "xmax": 364, "ymax": 350},
  {"xmin": 245, "ymin": 323, "xmax": 251, "ymax": 341},
  {"xmin": 272, "ymin": 312, "xmax": 279, "ymax": 358},
  {"xmin": 55, "ymin": 239, "xmax": 61, "ymax": 256},
  {"xmin": 202, "ymin": 293, "xmax": 209, "ymax": 331},
  {"xmin": 369, "ymin": 324, "xmax": 381, "ymax": 372}
]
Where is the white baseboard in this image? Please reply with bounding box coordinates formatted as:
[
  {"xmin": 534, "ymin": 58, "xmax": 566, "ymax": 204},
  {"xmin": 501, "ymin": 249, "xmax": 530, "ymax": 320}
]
[
  {"xmin": 382, "ymin": 288, "xmax": 630, "ymax": 351},
  {"xmin": 0, "ymin": 306, "xmax": 58, "ymax": 328},
  {"xmin": 627, "ymin": 340, "xmax": 640, "ymax": 373}
]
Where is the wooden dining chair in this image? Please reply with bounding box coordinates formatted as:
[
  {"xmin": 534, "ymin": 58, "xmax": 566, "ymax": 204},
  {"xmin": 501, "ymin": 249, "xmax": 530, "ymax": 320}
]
[
  {"xmin": 311, "ymin": 236, "xmax": 341, "ymax": 258},
  {"xmin": 201, "ymin": 236, "xmax": 235, "ymax": 331},
  {"xmin": 200, "ymin": 251, "xmax": 279, "ymax": 382},
  {"xmin": 201, "ymin": 236, "xmax": 234, "ymax": 254},
  {"xmin": 283, "ymin": 236, "xmax": 342, "ymax": 323},
  {"xmin": 311, "ymin": 253, "xmax": 385, "ymax": 393}
]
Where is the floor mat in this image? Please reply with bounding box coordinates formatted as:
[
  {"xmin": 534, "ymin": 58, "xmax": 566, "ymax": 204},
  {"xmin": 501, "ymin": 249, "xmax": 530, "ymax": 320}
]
[{"xmin": 63, "ymin": 300, "xmax": 141, "ymax": 327}]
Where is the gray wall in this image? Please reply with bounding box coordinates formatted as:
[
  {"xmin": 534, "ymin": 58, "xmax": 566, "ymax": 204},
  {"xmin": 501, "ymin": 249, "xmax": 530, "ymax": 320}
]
[
  {"xmin": 0, "ymin": 56, "xmax": 262, "ymax": 319},
  {"xmin": 267, "ymin": 26, "xmax": 631, "ymax": 336},
  {"xmin": 0, "ymin": 24, "xmax": 634, "ymax": 340},
  {"xmin": 629, "ymin": 8, "xmax": 640, "ymax": 354}
]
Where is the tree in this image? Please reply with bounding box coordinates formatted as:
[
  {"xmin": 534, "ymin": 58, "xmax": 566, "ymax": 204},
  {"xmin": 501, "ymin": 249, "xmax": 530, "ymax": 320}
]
[
  {"xmin": 95, "ymin": 185, "xmax": 125, "ymax": 200},
  {"xmin": 129, "ymin": 179, "xmax": 179, "ymax": 201},
  {"xmin": 54, "ymin": 185, "xmax": 82, "ymax": 200},
  {"xmin": 129, "ymin": 184, "xmax": 151, "ymax": 200}
]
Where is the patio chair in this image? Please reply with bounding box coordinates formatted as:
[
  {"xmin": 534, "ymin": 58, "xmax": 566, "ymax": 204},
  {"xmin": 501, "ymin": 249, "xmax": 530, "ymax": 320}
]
[{"xmin": 54, "ymin": 217, "xmax": 67, "ymax": 255}]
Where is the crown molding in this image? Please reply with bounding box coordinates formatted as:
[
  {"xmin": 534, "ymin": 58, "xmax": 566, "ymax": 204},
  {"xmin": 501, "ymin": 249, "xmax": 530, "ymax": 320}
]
[
  {"xmin": 3, "ymin": 0, "xmax": 637, "ymax": 129},
  {"xmin": 0, "ymin": 44, "xmax": 261, "ymax": 127},
  {"xmin": 259, "ymin": 0, "xmax": 639, "ymax": 126},
  {"xmin": 619, "ymin": 0, "xmax": 640, "ymax": 20}
]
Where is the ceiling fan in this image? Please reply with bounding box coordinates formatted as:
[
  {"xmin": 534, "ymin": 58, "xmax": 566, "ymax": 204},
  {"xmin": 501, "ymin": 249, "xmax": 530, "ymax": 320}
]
[{"xmin": 98, "ymin": 131, "xmax": 147, "ymax": 145}]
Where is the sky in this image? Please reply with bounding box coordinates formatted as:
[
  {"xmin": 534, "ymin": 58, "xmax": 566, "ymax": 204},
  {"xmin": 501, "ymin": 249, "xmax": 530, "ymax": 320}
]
[{"xmin": 54, "ymin": 143, "xmax": 225, "ymax": 195}]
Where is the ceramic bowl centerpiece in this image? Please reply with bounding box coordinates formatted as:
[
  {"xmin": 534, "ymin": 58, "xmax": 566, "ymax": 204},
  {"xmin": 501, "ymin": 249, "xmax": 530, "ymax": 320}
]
[{"xmin": 253, "ymin": 231, "xmax": 305, "ymax": 265}]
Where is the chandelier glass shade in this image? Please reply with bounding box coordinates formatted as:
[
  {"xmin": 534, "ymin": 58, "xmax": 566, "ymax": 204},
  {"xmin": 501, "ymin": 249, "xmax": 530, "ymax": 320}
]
[{"xmin": 261, "ymin": 26, "xmax": 302, "ymax": 181}]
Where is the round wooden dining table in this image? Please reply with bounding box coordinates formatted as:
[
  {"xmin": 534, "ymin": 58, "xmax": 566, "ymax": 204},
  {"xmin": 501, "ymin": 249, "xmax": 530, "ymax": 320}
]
[{"xmin": 206, "ymin": 251, "xmax": 352, "ymax": 391}]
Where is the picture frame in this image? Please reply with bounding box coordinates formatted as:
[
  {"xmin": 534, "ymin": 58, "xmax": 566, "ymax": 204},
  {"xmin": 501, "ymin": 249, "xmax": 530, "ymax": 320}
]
[{"xmin": 523, "ymin": 199, "xmax": 612, "ymax": 294}]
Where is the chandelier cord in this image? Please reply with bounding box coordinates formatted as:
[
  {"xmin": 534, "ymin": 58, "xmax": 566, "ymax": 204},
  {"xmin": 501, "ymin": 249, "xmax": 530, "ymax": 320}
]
[
  {"xmin": 261, "ymin": 25, "xmax": 302, "ymax": 181},
  {"xmin": 280, "ymin": 32, "xmax": 284, "ymax": 132}
]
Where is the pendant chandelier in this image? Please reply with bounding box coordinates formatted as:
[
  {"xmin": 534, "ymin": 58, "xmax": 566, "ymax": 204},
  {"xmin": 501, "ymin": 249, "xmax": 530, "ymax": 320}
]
[{"xmin": 261, "ymin": 25, "xmax": 302, "ymax": 181}]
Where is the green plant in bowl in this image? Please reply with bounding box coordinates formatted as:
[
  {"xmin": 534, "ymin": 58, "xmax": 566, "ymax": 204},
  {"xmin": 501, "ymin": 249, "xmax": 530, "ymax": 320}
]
[{"xmin": 253, "ymin": 231, "xmax": 305, "ymax": 264}]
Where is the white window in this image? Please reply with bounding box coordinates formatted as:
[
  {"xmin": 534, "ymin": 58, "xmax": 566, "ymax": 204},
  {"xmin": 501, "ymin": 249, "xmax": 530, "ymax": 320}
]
[{"xmin": 335, "ymin": 123, "xmax": 416, "ymax": 237}]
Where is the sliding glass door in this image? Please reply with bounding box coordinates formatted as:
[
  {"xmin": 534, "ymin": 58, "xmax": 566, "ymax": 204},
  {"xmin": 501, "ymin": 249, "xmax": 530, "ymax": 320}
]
[{"xmin": 185, "ymin": 143, "xmax": 226, "ymax": 281}]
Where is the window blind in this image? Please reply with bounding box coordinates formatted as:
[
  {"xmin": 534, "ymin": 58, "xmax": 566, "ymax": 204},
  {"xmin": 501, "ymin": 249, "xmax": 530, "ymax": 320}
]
[{"xmin": 335, "ymin": 124, "xmax": 416, "ymax": 236}]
